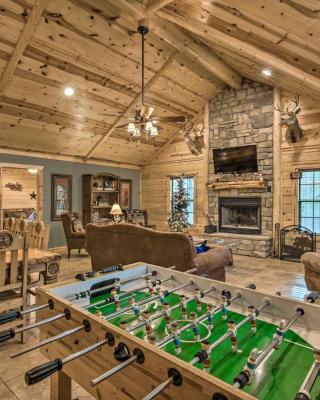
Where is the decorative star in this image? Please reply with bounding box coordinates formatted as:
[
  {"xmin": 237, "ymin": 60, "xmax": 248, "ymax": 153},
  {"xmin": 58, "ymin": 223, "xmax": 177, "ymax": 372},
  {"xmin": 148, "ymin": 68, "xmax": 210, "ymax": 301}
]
[{"xmin": 30, "ymin": 191, "xmax": 37, "ymax": 200}]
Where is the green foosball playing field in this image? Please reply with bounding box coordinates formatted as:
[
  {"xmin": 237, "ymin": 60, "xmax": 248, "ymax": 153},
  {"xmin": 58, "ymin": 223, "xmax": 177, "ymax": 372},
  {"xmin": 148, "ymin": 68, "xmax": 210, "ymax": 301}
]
[{"xmin": 88, "ymin": 289, "xmax": 320, "ymax": 400}]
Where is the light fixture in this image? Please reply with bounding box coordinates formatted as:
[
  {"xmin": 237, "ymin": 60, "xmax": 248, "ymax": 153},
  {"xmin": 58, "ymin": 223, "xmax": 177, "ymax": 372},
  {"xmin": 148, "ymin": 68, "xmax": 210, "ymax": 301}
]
[
  {"xmin": 127, "ymin": 24, "xmax": 159, "ymax": 141},
  {"xmin": 262, "ymin": 68, "xmax": 272, "ymax": 77},
  {"xmin": 110, "ymin": 203, "xmax": 123, "ymax": 224},
  {"xmin": 28, "ymin": 168, "xmax": 38, "ymax": 174},
  {"xmin": 64, "ymin": 87, "xmax": 74, "ymax": 96}
]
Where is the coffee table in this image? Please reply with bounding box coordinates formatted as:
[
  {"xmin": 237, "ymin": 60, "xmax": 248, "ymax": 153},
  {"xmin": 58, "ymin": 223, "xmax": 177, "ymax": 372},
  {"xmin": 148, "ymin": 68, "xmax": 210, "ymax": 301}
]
[{"xmin": 193, "ymin": 235, "xmax": 242, "ymax": 250}]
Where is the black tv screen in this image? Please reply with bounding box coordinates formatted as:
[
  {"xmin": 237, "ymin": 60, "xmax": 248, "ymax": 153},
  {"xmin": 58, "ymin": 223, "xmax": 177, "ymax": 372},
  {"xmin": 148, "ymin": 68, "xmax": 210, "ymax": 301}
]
[{"xmin": 213, "ymin": 145, "xmax": 258, "ymax": 173}]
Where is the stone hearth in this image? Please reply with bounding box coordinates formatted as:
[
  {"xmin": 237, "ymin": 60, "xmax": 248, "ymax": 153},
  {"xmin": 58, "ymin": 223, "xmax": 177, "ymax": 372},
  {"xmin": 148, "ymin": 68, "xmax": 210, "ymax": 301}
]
[{"xmin": 207, "ymin": 79, "xmax": 274, "ymax": 258}]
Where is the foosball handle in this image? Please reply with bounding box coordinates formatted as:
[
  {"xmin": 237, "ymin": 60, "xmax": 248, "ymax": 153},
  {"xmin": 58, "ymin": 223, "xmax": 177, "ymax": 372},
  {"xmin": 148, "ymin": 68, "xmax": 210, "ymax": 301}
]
[
  {"xmin": 0, "ymin": 328, "xmax": 15, "ymax": 343},
  {"xmin": 25, "ymin": 359, "xmax": 63, "ymax": 385},
  {"xmin": 0, "ymin": 310, "xmax": 21, "ymax": 325}
]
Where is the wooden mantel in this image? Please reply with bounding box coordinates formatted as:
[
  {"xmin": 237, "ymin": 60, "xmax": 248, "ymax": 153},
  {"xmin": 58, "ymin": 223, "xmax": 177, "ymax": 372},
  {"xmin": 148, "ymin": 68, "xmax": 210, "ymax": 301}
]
[{"xmin": 207, "ymin": 179, "xmax": 268, "ymax": 190}]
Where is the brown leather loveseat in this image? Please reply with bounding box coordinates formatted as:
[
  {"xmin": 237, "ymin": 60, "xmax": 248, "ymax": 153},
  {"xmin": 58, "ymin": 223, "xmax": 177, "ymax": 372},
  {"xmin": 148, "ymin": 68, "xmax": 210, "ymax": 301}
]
[{"xmin": 86, "ymin": 223, "xmax": 232, "ymax": 281}]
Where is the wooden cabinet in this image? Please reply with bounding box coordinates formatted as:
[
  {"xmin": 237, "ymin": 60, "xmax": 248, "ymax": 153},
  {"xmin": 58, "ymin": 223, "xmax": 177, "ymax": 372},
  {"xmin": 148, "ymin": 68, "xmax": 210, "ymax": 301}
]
[{"xmin": 82, "ymin": 174, "xmax": 120, "ymax": 226}]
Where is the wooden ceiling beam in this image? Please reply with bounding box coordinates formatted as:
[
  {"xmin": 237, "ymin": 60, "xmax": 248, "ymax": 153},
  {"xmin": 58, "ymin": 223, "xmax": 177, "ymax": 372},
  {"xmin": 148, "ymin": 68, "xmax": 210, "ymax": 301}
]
[
  {"xmin": 0, "ymin": 0, "xmax": 48, "ymax": 96},
  {"xmin": 0, "ymin": 146, "xmax": 141, "ymax": 169},
  {"xmin": 146, "ymin": 0, "xmax": 173, "ymax": 14},
  {"xmin": 106, "ymin": 0, "xmax": 242, "ymax": 89},
  {"xmin": 84, "ymin": 53, "xmax": 177, "ymax": 160},
  {"xmin": 158, "ymin": 7, "xmax": 320, "ymax": 97}
]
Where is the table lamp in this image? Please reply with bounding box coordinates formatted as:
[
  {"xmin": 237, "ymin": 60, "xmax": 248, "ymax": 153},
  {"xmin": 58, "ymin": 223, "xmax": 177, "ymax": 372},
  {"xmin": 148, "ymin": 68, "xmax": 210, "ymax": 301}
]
[{"xmin": 110, "ymin": 203, "xmax": 123, "ymax": 223}]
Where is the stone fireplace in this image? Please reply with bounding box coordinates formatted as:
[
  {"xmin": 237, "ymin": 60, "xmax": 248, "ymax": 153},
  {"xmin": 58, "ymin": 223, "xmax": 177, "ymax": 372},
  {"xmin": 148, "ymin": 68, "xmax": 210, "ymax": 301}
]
[
  {"xmin": 219, "ymin": 197, "xmax": 261, "ymax": 235},
  {"xmin": 207, "ymin": 79, "xmax": 274, "ymax": 258}
]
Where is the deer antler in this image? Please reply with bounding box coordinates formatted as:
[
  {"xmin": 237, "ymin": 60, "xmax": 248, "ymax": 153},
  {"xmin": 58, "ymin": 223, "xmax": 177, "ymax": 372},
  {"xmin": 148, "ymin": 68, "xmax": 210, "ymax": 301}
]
[
  {"xmin": 287, "ymin": 94, "xmax": 300, "ymax": 113},
  {"xmin": 274, "ymin": 103, "xmax": 284, "ymax": 112}
]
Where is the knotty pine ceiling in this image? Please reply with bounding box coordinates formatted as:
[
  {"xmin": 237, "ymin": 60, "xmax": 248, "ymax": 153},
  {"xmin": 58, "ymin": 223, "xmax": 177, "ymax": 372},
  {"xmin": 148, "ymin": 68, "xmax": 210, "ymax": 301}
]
[{"xmin": 0, "ymin": 0, "xmax": 319, "ymax": 167}]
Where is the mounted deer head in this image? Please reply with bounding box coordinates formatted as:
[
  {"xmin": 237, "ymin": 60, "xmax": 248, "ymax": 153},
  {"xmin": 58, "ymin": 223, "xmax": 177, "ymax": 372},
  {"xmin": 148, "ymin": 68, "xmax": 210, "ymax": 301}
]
[
  {"xmin": 181, "ymin": 120, "xmax": 205, "ymax": 156},
  {"xmin": 274, "ymin": 94, "xmax": 303, "ymax": 143}
]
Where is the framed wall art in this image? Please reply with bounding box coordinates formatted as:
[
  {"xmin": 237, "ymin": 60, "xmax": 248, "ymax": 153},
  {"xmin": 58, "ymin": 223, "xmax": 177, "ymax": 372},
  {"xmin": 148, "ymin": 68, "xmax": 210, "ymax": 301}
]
[
  {"xmin": 119, "ymin": 179, "xmax": 132, "ymax": 209},
  {"xmin": 51, "ymin": 174, "xmax": 72, "ymax": 221}
]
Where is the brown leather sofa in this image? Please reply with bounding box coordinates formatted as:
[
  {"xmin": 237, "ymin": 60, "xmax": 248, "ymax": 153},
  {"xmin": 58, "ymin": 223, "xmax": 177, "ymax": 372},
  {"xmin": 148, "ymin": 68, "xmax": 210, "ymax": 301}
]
[
  {"xmin": 301, "ymin": 252, "xmax": 320, "ymax": 292},
  {"xmin": 86, "ymin": 223, "xmax": 232, "ymax": 281},
  {"xmin": 61, "ymin": 212, "xmax": 86, "ymax": 258}
]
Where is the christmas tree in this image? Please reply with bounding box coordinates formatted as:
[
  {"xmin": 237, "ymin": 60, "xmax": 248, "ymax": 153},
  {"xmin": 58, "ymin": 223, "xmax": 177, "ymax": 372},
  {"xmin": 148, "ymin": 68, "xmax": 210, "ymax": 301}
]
[{"xmin": 168, "ymin": 176, "xmax": 191, "ymax": 232}]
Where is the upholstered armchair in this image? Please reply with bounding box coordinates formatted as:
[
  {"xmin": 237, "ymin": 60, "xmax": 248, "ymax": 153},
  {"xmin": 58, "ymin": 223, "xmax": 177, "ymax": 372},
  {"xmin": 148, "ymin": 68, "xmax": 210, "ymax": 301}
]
[
  {"xmin": 61, "ymin": 212, "xmax": 86, "ymax": 258},
  {"xmin": 301, "ymin": 252, "xmax": 320, "ymax": 292}
]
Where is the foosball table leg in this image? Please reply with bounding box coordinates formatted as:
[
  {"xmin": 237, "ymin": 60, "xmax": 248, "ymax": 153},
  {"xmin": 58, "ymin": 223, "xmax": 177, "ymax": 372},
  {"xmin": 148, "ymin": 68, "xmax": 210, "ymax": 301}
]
[{"xmin": 50, "ymin": 370, "xmax": 72, "ymax": 400}]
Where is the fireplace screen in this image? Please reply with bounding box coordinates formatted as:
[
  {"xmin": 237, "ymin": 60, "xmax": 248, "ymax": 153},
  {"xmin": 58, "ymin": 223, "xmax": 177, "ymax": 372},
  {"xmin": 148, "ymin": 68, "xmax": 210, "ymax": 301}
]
[{"xmin": 219, "ymin": 197, "xmax": 261, "ymax": 235}]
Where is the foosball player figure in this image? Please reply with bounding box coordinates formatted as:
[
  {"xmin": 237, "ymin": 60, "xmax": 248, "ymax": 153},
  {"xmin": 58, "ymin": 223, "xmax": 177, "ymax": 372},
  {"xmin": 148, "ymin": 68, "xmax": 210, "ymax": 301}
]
[
  {"xmin": 180, "ymin": 294, "xmax": 188, "ymax": 319},
  {"xmin": 207, "ymin": 303, "xmax": 215, "ymax": 331},
  {"xmin": 114, "ymin": 279, "xmax": 121, "ymax": 292},
  {"xmin": 146, "ymin": 278, "xmax": 155, "ymax": 296},
  {"xmin": 143, "ymin": 310, "xmax": 153, "ymax": 336},
  {"xmin": 95, "ymin": 309, "xmax": 102, "ymax": 318},
  {"xmin": 190, "ymin": 311, "xmax": 200, "ymax": 342},
  {"xmin": 221, "ymin": 295, "xmax": 228, "ymax": 321},
  {"xmin": 201, "ymin": 340, "xmax": 211, "ymax": 373},
  {"xmin": 247, "ymin": 305, "xmax": 257, "ymax": 334},
  {"xmin": 120, "ymin": 320, "xmax": 128, "ymax": 331},
  {"xmin": 193, "ymin": 288, "xmax": 203, "ymax": 313},
  {"xmin": 129, "ymin": 298, "xmax": 143, "ymax": 321},
  {"xmin": 227, "ymin": 319, "xmax": 238, "ymax": 352},
  {"xmin": 171, "ymin": 322, "xmax": 181, "ymax": 355},
  {"xmin": 156, "ymin": 286, "xmax": 167, "ymax": 305},
  {"xmin": 147, "ymin": 334, "xmax": 157, "ymax": 345},
  {"xmin": 163, "ymin": 302, "xmax": 172, "ymax": 331},
  {"xmin": 243, "ymin": 348, "xmax": 258, "ymax": 385},
  {"xmin": 111, "ymin": 288, "xmax": 120, "ymax": 311},
  {"xmin": 273, "ymin": 319, "xmax": 285, "ymax": 349}
]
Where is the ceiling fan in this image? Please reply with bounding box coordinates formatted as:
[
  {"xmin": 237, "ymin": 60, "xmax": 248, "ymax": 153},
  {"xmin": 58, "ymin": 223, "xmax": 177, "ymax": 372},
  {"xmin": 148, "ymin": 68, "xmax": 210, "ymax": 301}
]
[{"xmin": 102, "ymin": 21, "xmax": 186, "ymax": 140}]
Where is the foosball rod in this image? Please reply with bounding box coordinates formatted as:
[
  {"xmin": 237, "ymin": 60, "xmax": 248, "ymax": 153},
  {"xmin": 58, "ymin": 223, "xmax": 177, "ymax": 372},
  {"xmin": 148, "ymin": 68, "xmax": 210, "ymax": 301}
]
[
  {"xmin": 156, "ymin": 290, "xmax": 241, "ymax": 348},
  {"xmin": 0, "ymin": 274, "xmax": 163, "ymax": 344},
  {"xmin": 0, "ymin": 271, "xmax": 157, "ymax": 326},
  {"xmin": 0, "ymin": 309, "xmax": 71, "ymax": 344},
  {"xmin": 10, "ymin": 319, "xmax": 92, "ymax": 358},
  {"xmin": 25, "ymin": 332, "xmax": 115, "ymax": 385},
  {"xmin": 103, "ymin": 278, "xmax": 193, "ymax": 321},
  {"xmin": 83, "ymin": 273, "xmax": 164, "ymax": 311},
  {"xmin": 233, "ymin": 307, "xmax": 304, "ymax": 390},
  {"xmin": 189, "ymin": 298, "xmax": 270, "ymax": 367},
  {"xmin": 295, "ymin": 349, "xmax": 320, "ymax": 400},
  {"xmin": 128, "ymin": 286, "xmax": 216, "ymax": 333},
  {"xmin": 71, "ymin": 271, "xmax": 157, "ymax": 302}
]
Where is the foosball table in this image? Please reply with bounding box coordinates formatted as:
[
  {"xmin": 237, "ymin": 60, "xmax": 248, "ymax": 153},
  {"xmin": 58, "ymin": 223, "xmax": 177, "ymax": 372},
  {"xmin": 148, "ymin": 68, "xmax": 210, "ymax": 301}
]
[{"xmin": 1, "ymin": 262, "xmax": 320, "ymax": 400}]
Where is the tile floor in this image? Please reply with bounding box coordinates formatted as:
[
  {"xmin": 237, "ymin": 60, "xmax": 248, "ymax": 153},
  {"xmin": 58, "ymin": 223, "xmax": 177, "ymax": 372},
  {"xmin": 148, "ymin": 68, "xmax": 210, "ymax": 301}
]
[{"xmin": 0, "ymin": 249, "xmax": 311, "ymax": 399}]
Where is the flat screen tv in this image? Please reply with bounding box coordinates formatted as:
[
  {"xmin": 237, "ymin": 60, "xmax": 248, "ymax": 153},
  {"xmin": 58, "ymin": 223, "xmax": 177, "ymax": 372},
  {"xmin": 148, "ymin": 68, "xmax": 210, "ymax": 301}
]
[{"xmin": 213, "ymin": 145, "xmax": 258, "ymax": 173}]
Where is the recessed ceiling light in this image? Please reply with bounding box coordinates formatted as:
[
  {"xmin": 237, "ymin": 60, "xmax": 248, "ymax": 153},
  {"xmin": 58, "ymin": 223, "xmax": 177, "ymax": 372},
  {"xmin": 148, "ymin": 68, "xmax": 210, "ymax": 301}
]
[
  {"xmin": 262, "ymin": 68, "xmax": 272, "ymax": 77},
  {"xmin": 28, "ymin": 168, "xmax": 38, "ymax": 174},
  {"xmin": 64, "ymin": 87, "xmax": 74, "ymax": 96}
]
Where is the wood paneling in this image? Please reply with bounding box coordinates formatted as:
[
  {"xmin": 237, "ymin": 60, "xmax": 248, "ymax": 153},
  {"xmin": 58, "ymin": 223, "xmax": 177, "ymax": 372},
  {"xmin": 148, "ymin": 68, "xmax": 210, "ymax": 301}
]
[
  {"xmin": 280, "ymin": 91, "xmax": 320, "ymax": 251},
  {"xmin": 141, "ymin": 134, "xmax": 206, "ymax": 232}
]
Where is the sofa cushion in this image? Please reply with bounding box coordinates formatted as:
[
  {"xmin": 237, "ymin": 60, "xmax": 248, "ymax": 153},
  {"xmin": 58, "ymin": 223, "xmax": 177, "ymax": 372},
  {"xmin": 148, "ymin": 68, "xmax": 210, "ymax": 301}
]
[{"xmin": 71, "ymin": 215, "xmax": 84, "ymax": 232}]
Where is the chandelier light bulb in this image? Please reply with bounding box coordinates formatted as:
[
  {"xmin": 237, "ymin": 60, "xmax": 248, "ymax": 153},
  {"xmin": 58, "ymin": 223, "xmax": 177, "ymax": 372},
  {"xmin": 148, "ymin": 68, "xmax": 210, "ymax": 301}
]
[
  {"xmin": 145, "ymin": 121, "xmax": 153, "ymax": 132},
  {"xmin": 128, "ymin": 122, "xmax": 136, "ymax": 133}
]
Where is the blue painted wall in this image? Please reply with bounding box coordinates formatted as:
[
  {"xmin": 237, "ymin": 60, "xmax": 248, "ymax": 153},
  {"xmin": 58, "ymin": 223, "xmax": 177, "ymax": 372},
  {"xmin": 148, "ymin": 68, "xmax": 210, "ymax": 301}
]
[{"xmin": 0, "ymin": 153, "xmax": 140, "ymax": 248}]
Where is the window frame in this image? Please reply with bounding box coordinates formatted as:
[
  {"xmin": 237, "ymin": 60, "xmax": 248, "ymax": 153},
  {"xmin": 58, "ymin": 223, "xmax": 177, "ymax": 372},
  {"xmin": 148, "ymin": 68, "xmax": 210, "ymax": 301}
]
[
  {"xmin": 169, "ymin": 175, "xmax": 196, "ymax": 226},
  {"xmin": 298, "ymin": 168, "xmax": 320, "ymax": 233}
]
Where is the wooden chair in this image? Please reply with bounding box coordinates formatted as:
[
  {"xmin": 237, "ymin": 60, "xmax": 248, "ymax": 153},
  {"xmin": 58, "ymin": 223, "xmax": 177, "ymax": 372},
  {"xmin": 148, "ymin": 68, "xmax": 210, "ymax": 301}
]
[
  {"xmin": 4, "ymin": 217, "xmax": 50, "ymax": 250},
  {"xmin": 0, "ymin": 230, "xmax": 29, "ymax": 342}
]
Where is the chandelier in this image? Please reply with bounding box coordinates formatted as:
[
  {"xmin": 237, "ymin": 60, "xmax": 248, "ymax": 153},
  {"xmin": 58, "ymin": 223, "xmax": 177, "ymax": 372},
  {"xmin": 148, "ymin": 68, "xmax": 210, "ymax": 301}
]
[{"xmin": 127, "ymin": 24, "xmax": 159, "ymax": 140}]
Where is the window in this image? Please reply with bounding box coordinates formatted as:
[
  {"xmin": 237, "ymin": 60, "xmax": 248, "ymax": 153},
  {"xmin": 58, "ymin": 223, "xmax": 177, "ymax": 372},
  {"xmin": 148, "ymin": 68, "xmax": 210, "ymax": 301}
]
[
  {"xmin": 170, "ymin": 176, "xmax": 195, "ymax": 225},
  {"xmin": 299, "ymin": 170, "xmax": 320, "ymax": 233}
]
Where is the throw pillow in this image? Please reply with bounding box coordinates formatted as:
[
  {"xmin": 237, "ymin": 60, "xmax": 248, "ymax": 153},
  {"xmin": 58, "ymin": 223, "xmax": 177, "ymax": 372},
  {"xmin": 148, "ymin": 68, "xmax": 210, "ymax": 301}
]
[{"xmin": 71, "ymin": 215, "xmax": 84, "ymax": 232}]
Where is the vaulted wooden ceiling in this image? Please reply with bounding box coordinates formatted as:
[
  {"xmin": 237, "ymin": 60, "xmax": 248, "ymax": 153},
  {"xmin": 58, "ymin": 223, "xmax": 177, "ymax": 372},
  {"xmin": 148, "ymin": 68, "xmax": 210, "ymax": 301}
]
[{"xmin": 0, "ymin": 0, "xmax": 319, "ymax": 168}]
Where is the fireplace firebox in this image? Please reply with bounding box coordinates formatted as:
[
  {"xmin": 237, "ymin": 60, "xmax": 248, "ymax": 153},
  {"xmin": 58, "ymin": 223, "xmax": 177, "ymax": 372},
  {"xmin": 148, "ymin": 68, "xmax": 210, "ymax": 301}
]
[{"xmin": 219, "ymin": 197, "xmax": 261, "ymax": 235}]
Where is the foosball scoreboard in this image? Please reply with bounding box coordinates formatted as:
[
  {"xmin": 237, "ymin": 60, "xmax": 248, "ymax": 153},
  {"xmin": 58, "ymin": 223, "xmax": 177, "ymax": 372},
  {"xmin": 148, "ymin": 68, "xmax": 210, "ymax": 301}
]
[{"xmin": 1, "ymin": 262, "xmax": 320, "ymax": 400}]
